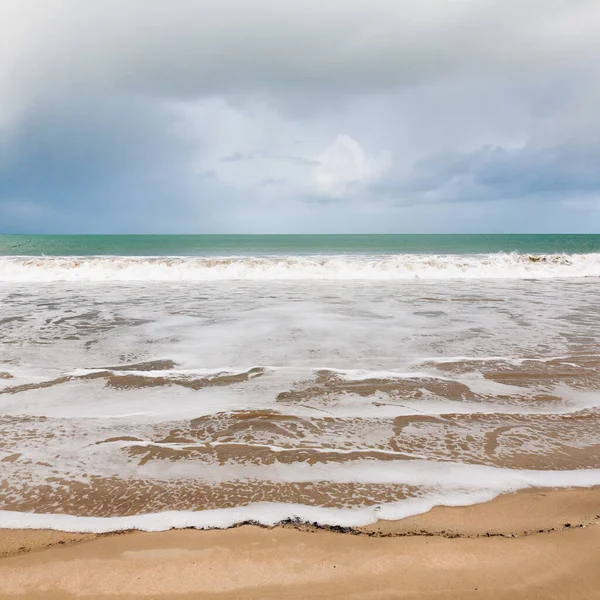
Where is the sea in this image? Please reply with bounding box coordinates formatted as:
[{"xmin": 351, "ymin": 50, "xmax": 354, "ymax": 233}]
[{"xmin": 0, "ymin": 234, "xmax": 599, "ymax": 532}]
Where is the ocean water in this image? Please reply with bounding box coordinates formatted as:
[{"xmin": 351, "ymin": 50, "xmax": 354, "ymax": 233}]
[
  {"xmin": 0, "ymin": 234, "xmax": 599, "ymax": 532},
  {"xmin": 1, "ymin": 233, "xmax": 600, "ymax": 257}
]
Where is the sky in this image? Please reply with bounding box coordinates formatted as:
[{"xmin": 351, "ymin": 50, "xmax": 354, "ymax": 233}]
[{"xmin": 1, "ymin": 0, "xmax": 600, "ymax": 234}]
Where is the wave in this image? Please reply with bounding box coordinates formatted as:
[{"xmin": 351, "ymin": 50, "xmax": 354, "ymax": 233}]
[
  {"xmin": 0, "ymin": 253, "xmax": 599, "ymax": 282},
  {"xmin": 1, "ymin": 463, "xmax": 600, "ymax": 532}
]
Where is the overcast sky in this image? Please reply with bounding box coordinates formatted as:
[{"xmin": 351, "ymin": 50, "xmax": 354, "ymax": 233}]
[{"xmin": 1, "ymin": 0, "xmax": 600, "ymax": 233}]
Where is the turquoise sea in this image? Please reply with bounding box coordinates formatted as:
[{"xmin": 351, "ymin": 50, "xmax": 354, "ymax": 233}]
[{"xmin": 1, "ymin": 233, "xmax": 599, "ymax": 256}]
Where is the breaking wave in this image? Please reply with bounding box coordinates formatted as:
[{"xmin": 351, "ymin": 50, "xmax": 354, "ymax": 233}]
[{"xmin": 0, "ymin": 253, "xmax": 599, "ymax": 282}]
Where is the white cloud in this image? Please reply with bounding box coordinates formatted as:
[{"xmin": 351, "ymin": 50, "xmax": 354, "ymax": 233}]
[
  {"xmin": 167, "ymin": 100, "xmax": 392, "ymax": 202},
  {"xmin": 314, "ymin": 135, "xmax": 390, "ymax": 197}
]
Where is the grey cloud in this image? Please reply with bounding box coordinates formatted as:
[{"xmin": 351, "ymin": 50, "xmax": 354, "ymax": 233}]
[
  {"xmin": 220, "ymin": 152, "xmax": 256, "ymax": 162},
  {"xmin": 276, "ymin": 155, "xmax": 321, "ymax": 166},
  {"xmin": 370, "ymin": 142, "xmax": 600, "ymax": 207},
  {"xmin": 220, "ymin": 152, "xmax": 319, "ymax": 165},
  {"xmin": 4, "ymin": 0, "xmax": 600, "ymax": 116},
  {"xmin": 0, "ymin": 94, "xmax": 221, "ymax": 233},
  {"xmin": 260, "ymin": 178, "xmax": 286, "ymax": 187},
  {"xmin": 301, "ymin": 195, "xmax": 346, "ymax": 205}
]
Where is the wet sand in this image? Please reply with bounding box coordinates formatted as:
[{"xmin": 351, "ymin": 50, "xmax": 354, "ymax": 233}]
[{"xmin": 0, "ymin": 488, "xmax": 599, "ymax": 599}]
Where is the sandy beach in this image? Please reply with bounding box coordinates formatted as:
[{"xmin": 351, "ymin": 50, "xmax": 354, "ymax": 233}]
[
  {"xmin": 2, "ymin": 242, "xmax": 600, "ymax": 599},
  {"xmin": 0, "ymin": 487, "xmax": 599, "ymax": 599},
  {"xmin": 4, "ymin": 0, "xmax": 600, "ymax": 586}
]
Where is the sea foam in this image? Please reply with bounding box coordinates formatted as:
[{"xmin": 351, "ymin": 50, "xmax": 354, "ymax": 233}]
[
  {"xmin": 1, "ymin": 463, "xmax": 599, "ymax": 532},
  {"xmin": 0, "ymin": 252, "xmax": 599, "ymax": 281}
]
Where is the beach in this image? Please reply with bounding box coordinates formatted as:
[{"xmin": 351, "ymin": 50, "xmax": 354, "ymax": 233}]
[
  {"xmin": 1, "ymin": 235, "xmax": 599, "ymax": 597},
  {"xmin": 1, "ymin": 488, "xmax": 599, "ymax": 599},
  {"xmin": 4, "ymin": 0, "xmax": 600, "ymax": 589}
]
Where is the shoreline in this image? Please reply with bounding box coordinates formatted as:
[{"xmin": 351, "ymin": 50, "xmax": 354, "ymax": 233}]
[
  {"xmin": 1, "ymin": 487, "xmax": 598, "ymax": 561},
  {"xmin": 0, "ymin": 487, "xmax": 599, "ymax": 599},
  {"xmin": 0, "ymin": 486, "xmax": 600, "ymax": 559}
]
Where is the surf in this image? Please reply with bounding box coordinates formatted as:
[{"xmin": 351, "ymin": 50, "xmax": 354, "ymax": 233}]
[{"xmin": 0, "ymin": 252, "xmax": 599, "ymax": 281}]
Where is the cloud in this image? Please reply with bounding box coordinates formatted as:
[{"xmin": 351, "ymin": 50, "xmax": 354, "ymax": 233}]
[
  {"xmin": 314, "ymin": 135, "xmax": 391, "ymax": 198},
  {"xmin": 221, "ymin": 152, "xmax": 255, "ymax": 163},
  {"xmin": 3, "ymin": 0, "xmax": 600, "ymax": 124},
  {"xmin": 2, "ymin": 0, "xmax": 600, "ymax": 232},
  {"xmin": 389, "ymin": 141, "xmax": 600, "ymax": 205}
]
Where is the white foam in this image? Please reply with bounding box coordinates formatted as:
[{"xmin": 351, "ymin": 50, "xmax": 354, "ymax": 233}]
[
  {"xmin": 0, "ymin": 253, "xmax": 599, "ymax": 281},
  {"xmin": 130, "ymin": 458, "xmax": 600, "ymax": 488},
  {"xmin": 0, "ymin": 464, "xmax": 598, "ymax": 532},
  {"xmin": 3, "ymin": 376, "xmax": 596, "ymax": 421},
  {"xmin": 0, "ymin": 497, "xmax": 470, "ymax": 532},
  {"xmin": 102, "ymin": 439, "xmax": 429, "ymax": 460}
]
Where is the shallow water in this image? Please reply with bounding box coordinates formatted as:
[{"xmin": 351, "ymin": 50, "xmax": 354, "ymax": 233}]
[{"xmin": 1, "ymin": 271, "xmax": 599, "ymax": 530}]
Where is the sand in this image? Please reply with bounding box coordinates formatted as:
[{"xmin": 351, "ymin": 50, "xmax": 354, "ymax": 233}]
[{"xmin": 0, "ymin": 488, "xmax": 599, "ymax": 599}]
